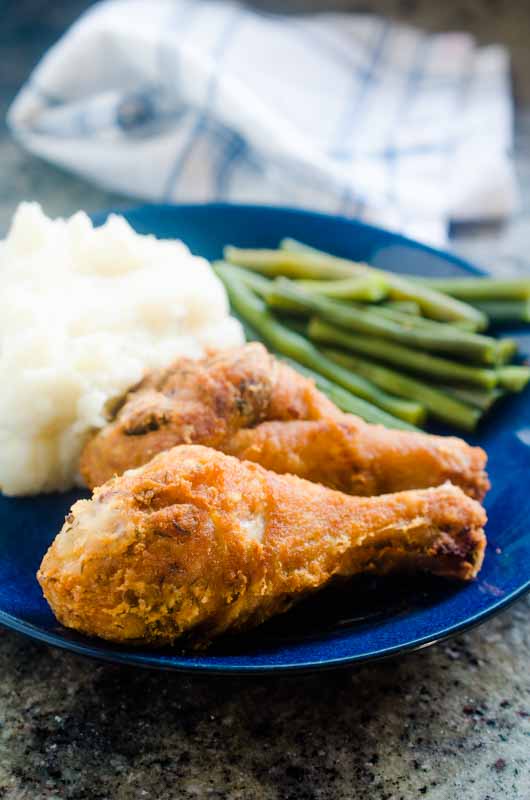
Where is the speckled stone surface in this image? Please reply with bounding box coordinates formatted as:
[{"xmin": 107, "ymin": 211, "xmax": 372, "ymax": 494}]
[{"xmin": 1, "ymin": 3, "xmax": 530, "ymax": 799}]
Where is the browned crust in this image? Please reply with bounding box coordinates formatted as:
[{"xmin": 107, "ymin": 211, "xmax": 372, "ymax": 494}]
[
  {"xmin": 79, "ymin": 344, "xmax": 489, "ymax": 503},
  {"xmin": 39, "ymin": 445, "xmax": 487, "ymax": 647},
  {"xmin": 224, "ymin": 418, "xmax": 489, "ymax": 501}
]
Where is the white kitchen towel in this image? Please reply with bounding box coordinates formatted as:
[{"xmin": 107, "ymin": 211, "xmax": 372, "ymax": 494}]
[{"xmin": 7, "ymin": 0, "xmax": 518, "ymax": 245}]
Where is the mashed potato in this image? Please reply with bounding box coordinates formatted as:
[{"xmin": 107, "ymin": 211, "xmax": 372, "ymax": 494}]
[{"xmin": 0, "ymin": 203, "xmax": 244, "ymax": 495}]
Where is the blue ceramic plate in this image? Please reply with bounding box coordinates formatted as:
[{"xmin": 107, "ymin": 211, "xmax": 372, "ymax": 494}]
[{"xmin": 1, "ymin": 203, "xmax": 529, "ymax": 674}]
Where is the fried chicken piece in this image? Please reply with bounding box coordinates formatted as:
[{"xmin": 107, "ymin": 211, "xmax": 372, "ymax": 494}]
[
  {"xmin": 80, "ymin": 343, "xmax": 338, "ymax": 488},
  {"xmin": 80, "ymin": 343, "xmax": 488, "ymax": 500},
  {"xmin": 224, "ymin": 418, "xmax": 490, "ymax": 500},
  {"xmin": 39, "ymin": 445, "xmax": 487, "ymax": 647}
]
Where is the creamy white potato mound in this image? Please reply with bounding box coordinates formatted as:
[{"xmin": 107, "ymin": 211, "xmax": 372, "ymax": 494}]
[{"xmin": 0, "ymin": 203, "xmax": 244, "ymax": 495}]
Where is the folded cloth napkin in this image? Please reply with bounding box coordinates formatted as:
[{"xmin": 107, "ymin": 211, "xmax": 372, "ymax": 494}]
[{"xmin": 8, "ymin": 0, "xmax": 518, "ymax": 245}]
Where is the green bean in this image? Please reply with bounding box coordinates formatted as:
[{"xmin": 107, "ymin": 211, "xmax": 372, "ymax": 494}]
[
  {"xmin": 278, "ymin": 358, "xmax": 418, "ymax": 428},
  {"xmin": 286, "ymin": 343, "xmax": 427, "ymax": 424},
  {"xmin": 224, "ymin": 245, "xmax": 354, "ymax": 279},
  {"xmin": 384, "ymin": 300, "xmax": 421, "ymax": 315},
  {"xmin": 278, "ymin": 239, "xmax": 487, "ymax": 329},
  {"xmin": 294, "ymin": 275, "xmax": 388, "ymax": 301},
  {"xmin": 213, "ymin": 264, "xmax": 423, "ymax": 427},
  {"xmin": 381, "ymin": 302, "xmax": 488, "ymax": 335},
  {"xmin": 265, "ymin": 295, "xmax": 312, "ymax": 315},
  {"xmin": 215, "ymin": 261, "xmax": 315, "ymax": 316},
  {"xmin": 382, "ymin": 300, "xmax": 477, "ymax": 331},
  {"xmin": 213, "ymin": 262, "xmax": 306, "ymax": 314},
  {"xmin": 308, "ymin": 318, "xmax": 497, "ymax": 389},
  {"xmin": 289, "ymin": 352, "xmax": 427, "ymax": 426},
  {"xmin": 412, "ymin": 276, "xmax": 530, "ymax": 301},
  {"xmin": 215, "ymin": 262, "xmax": 272, "ymax": 294},
  {"xmin": 496, "ymin": 338, "xmax": 518, "ymax": 364},
  {"xmin": 471, "ymin": 300, "xmax": 530, "ymax": 325},
  {"xmin": 324, "ymin": 349, "xmax": 481, "ymax": 431},
  {"xmin": 496, "ymin": 365, "xmax": 530, "ymax": 392},
  {"xmin": 376, "ymin": 305, "xmax": 478, "ymax": 333},
  {"xmin": 448, "ymin": 319, "xmax": 484, "ymax": 332},
  {"xmin": 266, "ymin": 278, "xmax": 498, "ymax": 363},
  {"xmin": 369, "ymin": 304, "xmax": 474, "ymax": 333},
  {"xmin": 319, "ymin": 299, "xmax": 476, "ymax": 335},
  {"xmin": 437, "ymin": 385, "xmax": 504, "ymax": 411},
  {"xmin": 363, "ymin": 305, "xmax": 427, "ymax": 328}
]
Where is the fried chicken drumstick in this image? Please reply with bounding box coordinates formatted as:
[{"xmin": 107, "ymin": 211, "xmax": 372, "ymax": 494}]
[
  {"xmin": 39, "ymin": 445, "xmax": 487, "ymax": 647},
  {"xmin": 223, "ymin": 418, "xmax": 488, "ymax": 499},
  {"xmin": 80, "ymin": 344, "xmax": 489, "ymax": 500}
]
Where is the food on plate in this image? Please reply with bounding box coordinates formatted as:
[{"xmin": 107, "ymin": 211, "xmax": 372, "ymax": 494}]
[
  {"xmin": 409, "ymin": 276, "xmax": 530, "ymax": 301},
  {"xmin": 224, "ymin": 242, "xmax": 487, "ymax": 328},
  {"xmin": 80, "ymin": 343, "xmax": 488, "ymax": 500},
  {"xmin": 38, "ymin": 445, "xmax": 487, "ymax": 647},
  {"xmin": 223, "ymin": 418, "xmax": 488, "ymax": 500},
  {"xmin": 0, "ymin": 204, "xmax": 243, "ymax": 496},
  {"xmin": 79, "ymin": 342, "xmax": 338, "ymax": 487},
  {"xmin": 214, "ymin": 240, "xmax": 530, "ymax": 434}
]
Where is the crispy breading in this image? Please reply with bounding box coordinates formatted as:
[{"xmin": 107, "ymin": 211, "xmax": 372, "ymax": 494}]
[
  {"xmin": 80, "ymin": 343, "xmax": 281, "ymax": 487},
  {"xmin": 80, "ymin": 344, "xmax": 340, "ymax": 488},
  {"xmin": 39, "ymin": 445, "xmax": 487, "ymax": 647},
  {"xmin": 80, "ymin": 344, "xmax": 489, "ymax": 500},
  {"xmin": 224, "ymin": 418, "xmax": 490, "ymax": 500}
]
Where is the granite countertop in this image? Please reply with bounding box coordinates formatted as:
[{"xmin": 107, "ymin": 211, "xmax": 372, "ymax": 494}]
[{"xmin": 1, "ymin": 3, "xmax": 529, "ymax": 799}]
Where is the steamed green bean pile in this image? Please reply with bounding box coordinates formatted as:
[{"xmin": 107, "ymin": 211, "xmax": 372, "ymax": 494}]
[{"xmin": 214, "ymin": 241, "xmax": 530, "ymax": 433}]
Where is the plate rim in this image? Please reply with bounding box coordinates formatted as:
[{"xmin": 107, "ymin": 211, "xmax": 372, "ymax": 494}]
[
  {"xmin": 93, "ymin": 200, "xmax": 488, "ymax": 278},
  {"xmin": 1, "ymin": 579, "xmax": 528, "ymax": 674},
  {"xmin": 1, "ymin": 200, "xmax": 527, "ymax": 674}
]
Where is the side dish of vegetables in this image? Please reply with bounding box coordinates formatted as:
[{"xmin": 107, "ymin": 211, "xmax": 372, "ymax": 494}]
[{"xmin": 214, "ymin": 239, "xmax": 530, "ymax": 433}]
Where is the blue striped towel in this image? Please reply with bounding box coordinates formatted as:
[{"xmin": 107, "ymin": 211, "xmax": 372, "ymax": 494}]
[{"xmin": 8, "ymin": 0, "xmax": 518, "ymax": 245}]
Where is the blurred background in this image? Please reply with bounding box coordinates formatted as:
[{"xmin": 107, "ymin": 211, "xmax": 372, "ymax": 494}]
[{"xmin": 2, "ymin": 0, "xmax": 529, "ymax": 274}]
